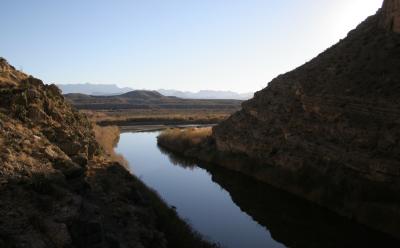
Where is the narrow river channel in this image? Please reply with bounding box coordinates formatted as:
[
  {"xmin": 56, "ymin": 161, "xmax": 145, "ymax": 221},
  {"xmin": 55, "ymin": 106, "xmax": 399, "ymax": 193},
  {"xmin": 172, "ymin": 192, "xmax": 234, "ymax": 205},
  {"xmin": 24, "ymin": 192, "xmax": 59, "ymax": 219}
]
[{"xmin": 115, "ymin": 131, "xmax": 397, "ymax": 248}]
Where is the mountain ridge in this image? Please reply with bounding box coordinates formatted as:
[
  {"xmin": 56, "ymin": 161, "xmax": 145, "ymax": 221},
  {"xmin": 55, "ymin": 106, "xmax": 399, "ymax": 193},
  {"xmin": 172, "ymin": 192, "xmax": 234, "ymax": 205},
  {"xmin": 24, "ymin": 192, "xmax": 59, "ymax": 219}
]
[
  {"xmin": 158, "ymin": 89, "xmax": 253, "ymax": 100},
  {"xmin": 64, "ymin": 90, "xmax": 242, "ymax": 111},
  {"xmin": 57, "ymin": 83, "xmax": 133, "ymax": 95},
  {"xmin": 57, "ymin": 83, "xmax": 253, "ymax": 100}
]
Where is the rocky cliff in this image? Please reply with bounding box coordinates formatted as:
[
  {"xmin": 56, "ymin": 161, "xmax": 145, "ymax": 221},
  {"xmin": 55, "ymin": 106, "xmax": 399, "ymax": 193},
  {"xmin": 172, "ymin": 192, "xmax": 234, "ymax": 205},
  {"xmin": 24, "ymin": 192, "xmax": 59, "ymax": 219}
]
[
  {"xmin": 381, "ymin": 0, "xmax": 400, "ymax": 32},
  {"xmin": 213, "ymin": 0, "xmax": 400, "ymax": 238},
  {"xmin": 0, "ymin": 58, "xmax": 215, "ymax": 248}
]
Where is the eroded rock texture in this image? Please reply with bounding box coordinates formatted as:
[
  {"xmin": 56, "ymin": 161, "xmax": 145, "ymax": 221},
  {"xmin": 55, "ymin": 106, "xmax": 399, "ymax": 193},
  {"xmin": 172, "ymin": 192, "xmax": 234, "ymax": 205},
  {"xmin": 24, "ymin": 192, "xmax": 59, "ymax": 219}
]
[
  {"xmin": 381, "ymin": 0, "xmax": 400, "ymax": 32},
  {"xmin": 213, "ymin": 0, "xmax": 400, "ymax": 238},
  {"xmin": 0, "ymin": 58, "xmax": 214, "ymax": 248}
]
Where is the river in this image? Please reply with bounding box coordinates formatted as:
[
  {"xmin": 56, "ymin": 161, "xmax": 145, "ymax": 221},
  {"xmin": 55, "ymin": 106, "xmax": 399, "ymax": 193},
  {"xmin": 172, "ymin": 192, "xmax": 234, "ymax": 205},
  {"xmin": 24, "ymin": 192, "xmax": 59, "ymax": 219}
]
[{"xmin": 115, "ymin": 131, "xmax": 397, "ymax": 248}]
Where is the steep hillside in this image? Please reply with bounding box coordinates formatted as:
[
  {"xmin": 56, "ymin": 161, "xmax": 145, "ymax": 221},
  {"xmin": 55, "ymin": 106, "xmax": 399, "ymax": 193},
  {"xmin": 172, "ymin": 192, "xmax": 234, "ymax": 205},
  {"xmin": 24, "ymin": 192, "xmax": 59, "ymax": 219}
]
[
  {"xmin": 65, "ymin": 91, "xmax": 242, "ymax": 110},
  {"xmin": 212, "ymin": 0, "xmax": 400, "ymax": 238},
  {"xmin": 0, "ymin": 58, "xmax": 215, "ymax": 247}
]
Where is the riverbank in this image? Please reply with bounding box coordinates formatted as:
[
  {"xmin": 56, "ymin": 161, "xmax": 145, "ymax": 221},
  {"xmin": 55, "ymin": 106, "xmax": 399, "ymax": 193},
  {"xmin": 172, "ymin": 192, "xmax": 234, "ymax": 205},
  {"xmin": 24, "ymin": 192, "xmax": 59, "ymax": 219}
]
[
  {"xmin": 156, "ymin": 127, "xmax": 218, "ymax": 162},
  {"xmin": 157, "ymin": 128, "xmax": 400, "ymax": 240},
  {"xmin": 120, "ymin": 124, "xmax": 216, "ymax": 133},
  {"xmin": 155, "ymin": 142, "xmax": 400, "ymax": 248},
  {"xmin": 91, "ymin": 126, "xmax": 219, "ymax": 248},
  {"xmin": 93, "ymin": 125, "xmax": 128, "ymax": 167},
  {"xmin": 82, "ymin": 109, "xmax": 234, "ymax": 127}
]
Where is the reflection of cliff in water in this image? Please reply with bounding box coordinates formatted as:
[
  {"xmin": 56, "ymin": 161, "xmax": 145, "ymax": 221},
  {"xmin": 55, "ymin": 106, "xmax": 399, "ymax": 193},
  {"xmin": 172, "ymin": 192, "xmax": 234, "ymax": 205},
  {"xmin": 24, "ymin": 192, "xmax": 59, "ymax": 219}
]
[
  {"xmin": 158, "ymin": 146, "xmax": 199, "ymax": 169},
  {"xmin": 158, "ymin": 145, "xmax": 399, "ymax": 248}
]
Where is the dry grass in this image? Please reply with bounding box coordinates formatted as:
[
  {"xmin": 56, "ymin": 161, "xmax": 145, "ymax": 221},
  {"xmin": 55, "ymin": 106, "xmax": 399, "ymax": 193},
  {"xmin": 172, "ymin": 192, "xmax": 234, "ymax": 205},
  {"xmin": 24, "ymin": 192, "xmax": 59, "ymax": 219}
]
[
  {"xmin": 93, "ymin": 125, "xmax": 120, "ymax": 151},
  {"xmin": 157, "ymin": 127, "xmax": 212, "ymax": 153},
  {"xmin": 162, "ymin": 127, "xmax": 212, "ymax": 145},
  {"xmin": 82, "ymin": 109, "xmax": 232, "ymax": 125},
  {"xmin": 93, "ymin": 125, "xmax": 128, "ymax": 167}
]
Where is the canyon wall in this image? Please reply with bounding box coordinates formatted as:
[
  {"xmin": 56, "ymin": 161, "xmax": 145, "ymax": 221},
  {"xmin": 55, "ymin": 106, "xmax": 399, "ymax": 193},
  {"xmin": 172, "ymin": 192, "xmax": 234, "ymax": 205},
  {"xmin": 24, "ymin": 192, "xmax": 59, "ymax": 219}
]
[
  {"xmin": 213, "ymin": 0, "xmax": 400, "ymax": 238},
  {"xmin": 0, "ymin": 58, "xmax": 215, "ymax": 248}
]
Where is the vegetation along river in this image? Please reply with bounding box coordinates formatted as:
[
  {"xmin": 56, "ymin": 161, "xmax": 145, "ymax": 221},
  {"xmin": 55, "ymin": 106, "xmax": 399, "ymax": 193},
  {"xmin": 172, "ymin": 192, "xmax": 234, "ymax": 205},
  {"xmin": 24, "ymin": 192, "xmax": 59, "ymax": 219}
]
[{"xmin": 115, "ymin": 131, "xmax": 397, "ymax": 248}]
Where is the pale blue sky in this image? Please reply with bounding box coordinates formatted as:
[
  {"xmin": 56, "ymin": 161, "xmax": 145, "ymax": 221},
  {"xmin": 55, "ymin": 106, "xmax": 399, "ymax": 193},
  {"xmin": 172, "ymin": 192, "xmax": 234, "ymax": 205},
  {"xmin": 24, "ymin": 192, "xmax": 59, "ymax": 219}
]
[{"xmin": 2, "ymin": 0, "xmax": 383, "ymax": 93}]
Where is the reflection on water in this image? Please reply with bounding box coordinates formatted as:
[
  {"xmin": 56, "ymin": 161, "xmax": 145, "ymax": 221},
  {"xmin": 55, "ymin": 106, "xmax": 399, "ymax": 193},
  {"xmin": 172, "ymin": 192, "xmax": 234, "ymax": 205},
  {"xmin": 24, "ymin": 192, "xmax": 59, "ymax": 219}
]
[{"xmin": 116, "ymin": 131, "xmax": 398, "ymax": 248}]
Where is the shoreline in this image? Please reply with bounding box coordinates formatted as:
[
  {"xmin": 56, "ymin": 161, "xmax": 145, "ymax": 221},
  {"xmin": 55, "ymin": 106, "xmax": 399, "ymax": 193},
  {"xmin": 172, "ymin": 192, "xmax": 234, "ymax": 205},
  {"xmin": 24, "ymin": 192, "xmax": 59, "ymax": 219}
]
[
  {"xmin": 119, "ymin": 124, "xmax": 216, "ymax": 133},
  {"xmin": 156, "ymin": 128, "xmax": 400, "ymax": 240},
  {"xmin": 97, "ymin": 118, "xmax": 222, "ymax": 127},
  {"xmin": 93, "ymin": 125, "xmax": 220, "ymax": 247}
]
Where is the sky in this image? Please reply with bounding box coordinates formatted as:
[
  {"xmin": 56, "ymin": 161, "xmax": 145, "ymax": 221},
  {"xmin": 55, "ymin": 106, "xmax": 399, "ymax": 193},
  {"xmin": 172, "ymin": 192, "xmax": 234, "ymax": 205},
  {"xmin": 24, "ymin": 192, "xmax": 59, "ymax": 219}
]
[{"xmin": 2, "ymin": 0, "xmax": 383, "ymax": 93}]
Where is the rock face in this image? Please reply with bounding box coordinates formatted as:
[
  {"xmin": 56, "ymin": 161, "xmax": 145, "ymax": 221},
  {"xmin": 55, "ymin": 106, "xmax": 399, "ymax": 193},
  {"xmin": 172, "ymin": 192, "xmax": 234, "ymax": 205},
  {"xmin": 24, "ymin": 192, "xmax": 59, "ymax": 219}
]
[
  {"xmin": 381, "ymin": 0, "xmax": 400, "ymax": 32},
  {"xmin": 213, "ymin": 0, "xmax": 400, "ymax": 238},
  {"xmin": 0, "ymin": 59, "xmax": 214, "ymax": 247}
]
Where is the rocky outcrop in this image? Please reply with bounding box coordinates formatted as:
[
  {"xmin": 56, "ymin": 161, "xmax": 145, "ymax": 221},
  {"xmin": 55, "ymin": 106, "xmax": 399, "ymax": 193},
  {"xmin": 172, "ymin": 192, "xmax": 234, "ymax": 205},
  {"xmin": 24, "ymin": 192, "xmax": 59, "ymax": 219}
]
[
  {"xmin": 213, "ymin": 0, "xmax": 400, "ymax": 238},
  {"xmin": 0, "ymin": 58, "xmax": 215, "ymax": 248},
  {"xmin": 380, "ymin": 0, "xmax": 400, "ymax": 32}
]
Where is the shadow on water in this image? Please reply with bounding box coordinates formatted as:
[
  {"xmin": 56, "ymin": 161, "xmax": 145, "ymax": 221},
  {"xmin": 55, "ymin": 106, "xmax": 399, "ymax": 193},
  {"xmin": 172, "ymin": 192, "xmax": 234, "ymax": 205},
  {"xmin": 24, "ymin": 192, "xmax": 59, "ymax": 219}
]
[{"xmin": 158, "ymin": 145, "xmax": 399, "ymax": 248}]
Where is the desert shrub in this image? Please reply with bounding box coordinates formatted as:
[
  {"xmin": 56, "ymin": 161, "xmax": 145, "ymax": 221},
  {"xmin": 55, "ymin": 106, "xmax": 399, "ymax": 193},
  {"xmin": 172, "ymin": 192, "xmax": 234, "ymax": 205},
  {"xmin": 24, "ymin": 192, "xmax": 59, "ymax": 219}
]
[
  {"xmin": 158, "ymin": 127, "xmax": 211, "ymax": 145},
  {"xmin": 82, "ymin": 109, "xmax": 232, "ymax": 125},
  {"xmin": 157, "ymin": 127, "xmax": 212, "ymax": 153},
  {"xmin": 14, "ymin": 104, "xmax": 27, "ymax": 120},
  {"xmin": 93, "ymin": 125, "xmax": 120, "ymax": 149}
]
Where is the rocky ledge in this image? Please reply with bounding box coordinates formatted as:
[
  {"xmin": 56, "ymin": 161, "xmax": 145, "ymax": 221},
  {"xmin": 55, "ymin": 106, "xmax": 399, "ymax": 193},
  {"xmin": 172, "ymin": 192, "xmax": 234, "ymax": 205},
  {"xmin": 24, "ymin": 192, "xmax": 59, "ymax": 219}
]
[{"xmin": 0, "ymin": 58, "xmax": 216, "ymax": 248}]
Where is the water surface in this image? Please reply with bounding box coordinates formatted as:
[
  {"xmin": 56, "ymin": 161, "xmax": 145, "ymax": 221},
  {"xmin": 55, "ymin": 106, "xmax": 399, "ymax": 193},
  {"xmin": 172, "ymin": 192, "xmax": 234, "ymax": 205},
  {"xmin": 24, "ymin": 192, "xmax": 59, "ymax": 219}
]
[
  {"xmin": 115, "ymin": 131, "xmax": 398, "ymax": 248},
  {"xmin": 116, "ymin": 131, "xmax": 283, "ymax": 248}
]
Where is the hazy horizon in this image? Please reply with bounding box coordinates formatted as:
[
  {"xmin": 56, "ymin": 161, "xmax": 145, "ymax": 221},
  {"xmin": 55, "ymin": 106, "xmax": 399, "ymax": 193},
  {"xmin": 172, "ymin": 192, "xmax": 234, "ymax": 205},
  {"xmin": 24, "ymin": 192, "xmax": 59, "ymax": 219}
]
[
  {"xmin": 2, "ymin": 0, "xmax": 383, "ymax": 93},
  {"xmin": 56, "ymin": 82, "xmax": 254, "ymax": 94}
]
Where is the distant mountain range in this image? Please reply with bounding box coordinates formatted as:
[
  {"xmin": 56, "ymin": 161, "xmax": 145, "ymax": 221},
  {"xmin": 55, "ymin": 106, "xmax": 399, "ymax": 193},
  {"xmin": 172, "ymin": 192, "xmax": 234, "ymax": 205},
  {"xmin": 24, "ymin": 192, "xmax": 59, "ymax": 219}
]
[
  {"xmin": 158, "ymin": 89, "xmax": 253, "ymax": 100},
  {"xmin": 57, "ymin": 83, "xmax": 133, "ymax": 95},
  {"xmin": 65, "ymin": 90, "xmax": 242, "ymax": 111},
  {"xmin": 57, "ymin": 83, "xmax": 253, "ymax": 100}
]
